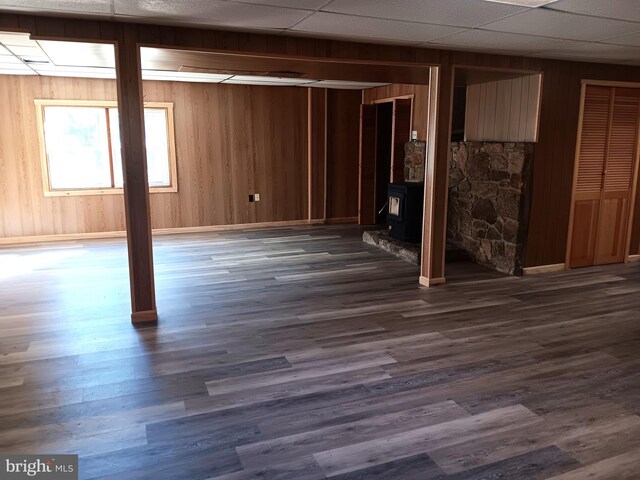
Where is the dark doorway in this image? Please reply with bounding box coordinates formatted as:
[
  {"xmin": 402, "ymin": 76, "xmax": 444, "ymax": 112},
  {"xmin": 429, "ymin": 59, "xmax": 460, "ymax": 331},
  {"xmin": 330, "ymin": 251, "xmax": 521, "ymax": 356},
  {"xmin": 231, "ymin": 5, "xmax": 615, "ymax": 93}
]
[{"xmin": 375, "ymin": 102, "xmax": 393, "ymax": 224}]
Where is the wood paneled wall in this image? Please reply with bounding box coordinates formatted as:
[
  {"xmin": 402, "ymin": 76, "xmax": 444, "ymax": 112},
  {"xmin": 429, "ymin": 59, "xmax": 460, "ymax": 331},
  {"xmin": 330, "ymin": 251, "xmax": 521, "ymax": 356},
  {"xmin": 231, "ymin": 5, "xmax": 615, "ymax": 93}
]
[
  {"xmin": 465, "ymin": 75, "xmax": 541, "ymax": 142},
  {"xmin": 2, "ymin": 13, "xmax": 640, "ymax": 266},
  {"xmin": 326, "ymin": 89, "xmax": 361, "ymax": 220},
  {"xmin": 0, "ymin": 75, "xmax": 308, "ymax": 238},
  {"xmin": 362, "ymin": 83, "xmax": 430, "ymax": 141}
]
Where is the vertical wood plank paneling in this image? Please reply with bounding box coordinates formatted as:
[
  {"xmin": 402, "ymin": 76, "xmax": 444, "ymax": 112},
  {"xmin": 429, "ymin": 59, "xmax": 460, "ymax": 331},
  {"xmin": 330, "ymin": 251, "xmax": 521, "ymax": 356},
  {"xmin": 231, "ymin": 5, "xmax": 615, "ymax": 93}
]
[
  {"xmin": 358, "ymin": 104, "xmax": 378, "ymax": 225},
  {"xmin": 525, "ymin": 74, "xmax": 542, "ymax": 139},
  {"xmin": 494, "ymin": 78, "xmax": 511, "ymax": 141},
  {"xmin": 464, "ymin": 83, "xmax": 479, "ymax": 141},
  {"xmin": 308, "ymin": 88, "xmax": 327, "ymax": 221},
  {"xmin": 465, "ymin": 75, "xmax": 541, "ymax": 142},
  {"xmin": 517, "ymin": 75, "xmax": 531, "ymax": 141},
  {"xmin": 484, "ymin": 80, "xmax": 498, "ymax": 140},
  {"xmin": 391, "ymin": 98, "xmax": 413, "ymax": 182},
  {"xmin": 508, "ymin": 77, "xmax": 523, "ymax": 141},
  {"xmin": 326, "ymin": 89, "xmax": 360, "ymax": 220},
  {"xmin": 362, "ymin": 83, "xmax": 429, "ymax": 141},
  {"xmin": 477, "ymin": 83, "xmax": 487, "ymax": 140},
  {"xmin": 0, "ymin": 75, "xmax": 309, "ymax": 238}
]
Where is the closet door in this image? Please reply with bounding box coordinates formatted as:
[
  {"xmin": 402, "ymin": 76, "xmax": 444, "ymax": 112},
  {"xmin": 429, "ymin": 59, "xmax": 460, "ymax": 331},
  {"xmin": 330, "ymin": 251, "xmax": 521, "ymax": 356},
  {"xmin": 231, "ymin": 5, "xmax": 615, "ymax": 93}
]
[
  {"xmin": 595, "ymin": 88, "xmax": 640, "ymax": 264},
  {"xmin": 569, "ymin": 85, "xmax": 640, "ymax": 268},
  {"xmin": 569, "ymin": 86, "xmax": 611, "ymax": 268}
]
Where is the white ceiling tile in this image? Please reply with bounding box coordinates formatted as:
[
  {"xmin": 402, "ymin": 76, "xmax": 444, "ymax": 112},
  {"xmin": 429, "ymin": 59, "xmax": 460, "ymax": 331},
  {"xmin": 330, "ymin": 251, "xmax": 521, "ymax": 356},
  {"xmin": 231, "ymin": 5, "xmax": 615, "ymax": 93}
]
[
  {"xmin": 538, "ymin": 42, "xmax": 640, "ymax": 62},
  {"xmin": 31, "ymin": 64, "xmax": 116, "ymax": 78},
  {"xmin": 428, "ymin": 29, "xmax": 586, "ymax": 53},
  {"xmin": 0, "ymin": 32, "xmax": 37, "ymax": 47},
  {"xmin": 0, "ymin": 61, "xmax": 35, "ymax": 73},
  {"xmin": 322, "ymin": 0, "xmax": 526, "ymax": 28},
  {"xmin": 602, "ymin": 30, "xmax": 640, "ymax": 47},
  {"xmin": 483, "ymin": 0, "xmax": 558, "ymax": 6},
  {"xmin": 0, "ymin": 54, "xmax": 22, "ymax": 64},
  {"xmin": 292, "ymin": 12, "xmax": 464, "ymax": 43},
  {"xmin": 229, "ymin": 75, "xmax": 315, "ymax": 83},
  {"xmin": 481, "ymin": 9, "xmax": 640, "ymax": 41},
  {"xmin": 37, "ymin": 40, "xmax": 115, "ymax": 68},
  {"xmin": 226, "ymin": 0, "xmax": 328, "ymax": 9},
  {"xmin": 223, "ymin": 78, "xmax": 310, "ymax": 86},
  {"xmin": 4, "ymin": 45, "xmax": 43, "ymax": 56},
  {"xmin": 114, "ymin": 0, "xmax": 311, "ymax": 29},
  {"xmin": 546, "ymin": 0, "xmax": 640, "ymax": 23},
  {"xmin": 0, "ymin": 0, "xmax": 111, "ymax": 14},
  {"xmin": 142, "ymin": 70, "xmax": 232, "ymax": 82},
  {"xmin": 0, "ymin": 69, "xmax": 37, "ymax": 75},
  {"xmin": 308, "ymin": 80, "xmax": 389, "ymax": 89}
]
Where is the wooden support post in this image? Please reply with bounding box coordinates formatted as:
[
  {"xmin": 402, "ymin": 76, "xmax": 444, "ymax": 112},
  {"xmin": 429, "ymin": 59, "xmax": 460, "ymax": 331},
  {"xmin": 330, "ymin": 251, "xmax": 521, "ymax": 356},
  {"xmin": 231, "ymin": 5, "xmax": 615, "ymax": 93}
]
[
  {"xmin": 420, "ymin": 64, "xmax": 454, "ymax": 287},
  {"xmin": 308, "ymin": 88, "xmax": 327, "ymax": 221},
  {"xmin": 114, "ymin": 25, "xmax": 157, "ymax": 323}
]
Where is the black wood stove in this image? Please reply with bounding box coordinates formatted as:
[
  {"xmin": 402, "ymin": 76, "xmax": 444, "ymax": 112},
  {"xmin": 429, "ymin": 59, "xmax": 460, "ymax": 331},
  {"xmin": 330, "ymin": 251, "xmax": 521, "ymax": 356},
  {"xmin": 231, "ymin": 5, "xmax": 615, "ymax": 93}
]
[{"xmin": 387, "ymin": 182, "xmax": 424, "ymax": 243}]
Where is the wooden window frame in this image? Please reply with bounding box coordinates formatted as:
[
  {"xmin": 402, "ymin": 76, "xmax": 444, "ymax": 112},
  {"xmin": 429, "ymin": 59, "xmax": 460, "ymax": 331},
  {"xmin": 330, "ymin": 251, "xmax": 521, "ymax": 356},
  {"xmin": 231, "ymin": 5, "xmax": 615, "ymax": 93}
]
[{"xmin": 34, "ymin": 99, "xmax": 178, "ymax": 197}]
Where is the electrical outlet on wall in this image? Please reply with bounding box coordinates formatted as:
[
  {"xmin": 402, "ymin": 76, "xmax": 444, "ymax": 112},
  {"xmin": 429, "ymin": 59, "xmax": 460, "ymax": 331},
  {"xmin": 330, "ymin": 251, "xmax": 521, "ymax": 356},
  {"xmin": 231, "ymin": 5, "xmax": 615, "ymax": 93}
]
[{"xmin": 254, "ymin": 193, "xmax": 260, "ymax": 202}]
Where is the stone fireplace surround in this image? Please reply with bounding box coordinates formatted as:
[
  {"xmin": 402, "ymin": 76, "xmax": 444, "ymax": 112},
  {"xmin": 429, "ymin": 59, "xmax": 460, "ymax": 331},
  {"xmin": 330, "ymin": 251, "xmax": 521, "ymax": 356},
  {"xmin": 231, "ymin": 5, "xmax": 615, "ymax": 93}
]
[{"xmin": 447, "ymin": 142, "xmax": 533, "ymax": 275}]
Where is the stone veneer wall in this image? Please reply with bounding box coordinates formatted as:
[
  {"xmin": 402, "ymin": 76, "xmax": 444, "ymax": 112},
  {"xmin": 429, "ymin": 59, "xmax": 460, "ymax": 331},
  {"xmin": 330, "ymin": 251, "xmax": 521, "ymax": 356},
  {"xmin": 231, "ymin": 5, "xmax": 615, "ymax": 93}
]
[
  {"xmin": 447, "ymin": 142, "xmax": 533, "ymax": 275},
  {"xmin": 404, "ymin": 140, "xmax": 426, "ymax": 182}
]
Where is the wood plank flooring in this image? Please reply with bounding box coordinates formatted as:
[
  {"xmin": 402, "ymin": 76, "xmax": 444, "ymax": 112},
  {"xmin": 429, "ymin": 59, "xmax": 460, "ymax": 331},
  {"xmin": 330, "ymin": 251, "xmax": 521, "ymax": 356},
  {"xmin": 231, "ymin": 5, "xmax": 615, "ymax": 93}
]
[{"xmin": 0, "ymin": 225, "xmax": 639, "ymax": 479}]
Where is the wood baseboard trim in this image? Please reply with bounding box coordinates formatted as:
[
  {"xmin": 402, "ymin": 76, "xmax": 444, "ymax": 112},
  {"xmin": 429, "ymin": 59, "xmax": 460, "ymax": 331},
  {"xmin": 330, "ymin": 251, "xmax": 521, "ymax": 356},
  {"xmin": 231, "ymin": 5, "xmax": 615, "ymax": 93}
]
[
  {"xmin": 0, "ymin": 231, "xmax": 128, "ymax": 245},
  {"xmin": 0, "ymin": 220, "xmax": 321, "ymax": 246},
  {"xmin": 131, "ymin": 309, "xmax": 158, "ymax": 324},
  {"xmin": 153, "ymin": 220, "xmax": 321, "ymax": 235},
  {"xmin": 522, "ymin": 263, "xmax": 567, "ymax": 275},
  {"xmin": 627, "ymin": 254, "xmax": 640, "ymax": 263},
  {"xmin": 419, "ymin": 276, "xmax": 446, "ymax": 287},
  {"xmin": 323, "ymin": 217, "xmax": 358, "ymax": 225}
]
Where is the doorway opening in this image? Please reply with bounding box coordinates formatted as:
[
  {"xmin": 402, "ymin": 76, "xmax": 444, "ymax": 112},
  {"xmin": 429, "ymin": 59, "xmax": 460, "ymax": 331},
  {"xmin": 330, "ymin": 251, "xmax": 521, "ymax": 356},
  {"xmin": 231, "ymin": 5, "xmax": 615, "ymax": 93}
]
[
  {"xmin": 374, "ymin": 102, "xmax": 393, "ymax": 224},
  {"xmin": 359, "ymin": 95, "xmax": 414, "ymax": 226}
]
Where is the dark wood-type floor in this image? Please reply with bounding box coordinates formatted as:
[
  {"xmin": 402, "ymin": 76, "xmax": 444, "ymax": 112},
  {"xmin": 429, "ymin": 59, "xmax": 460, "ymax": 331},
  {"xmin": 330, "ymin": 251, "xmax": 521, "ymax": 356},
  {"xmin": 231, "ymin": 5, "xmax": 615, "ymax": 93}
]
[{"xmin": 0, "ymin": 225, "xmax": 639, "ymax": 479}]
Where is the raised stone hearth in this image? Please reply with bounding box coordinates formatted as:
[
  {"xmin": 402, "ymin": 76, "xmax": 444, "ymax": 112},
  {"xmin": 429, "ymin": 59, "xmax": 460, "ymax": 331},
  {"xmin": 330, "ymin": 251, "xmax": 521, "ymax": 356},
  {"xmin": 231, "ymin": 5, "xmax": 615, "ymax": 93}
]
[
  {"xmin": 363, "ymin": 229, "xmax": 420, "ymax": 264},
  {"xmin": 448, "ymin": 141, "xmax": 533, "ymax": 275}
]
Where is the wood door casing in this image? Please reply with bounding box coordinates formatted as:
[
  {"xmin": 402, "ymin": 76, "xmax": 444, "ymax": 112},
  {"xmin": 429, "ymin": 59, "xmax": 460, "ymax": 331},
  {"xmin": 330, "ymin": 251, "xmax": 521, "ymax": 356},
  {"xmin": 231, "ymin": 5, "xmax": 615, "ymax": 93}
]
[
  {"xmin": 391, "ymin": 98, "xmax": 412, "ymax": 183},
  {"xmin": 569, "ymin": 85, "xmax": 640, "ymax": 268}
]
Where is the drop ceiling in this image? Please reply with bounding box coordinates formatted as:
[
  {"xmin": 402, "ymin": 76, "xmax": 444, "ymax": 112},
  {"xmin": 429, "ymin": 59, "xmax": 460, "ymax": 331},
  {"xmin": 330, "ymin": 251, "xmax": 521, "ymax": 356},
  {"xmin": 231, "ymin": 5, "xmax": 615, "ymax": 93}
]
[
  {"xmin": 0, "ymin": 32, "xmax": 396, "ymax": 87},
  {"xmin": 0, "ymin": 0, "xmax": 639, "ymax": 66}
]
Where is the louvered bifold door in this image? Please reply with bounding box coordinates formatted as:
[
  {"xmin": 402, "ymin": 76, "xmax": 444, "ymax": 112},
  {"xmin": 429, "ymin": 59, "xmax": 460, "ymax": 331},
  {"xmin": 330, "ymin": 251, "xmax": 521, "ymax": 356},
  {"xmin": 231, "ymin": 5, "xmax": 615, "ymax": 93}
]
[
  {"xmin": 569, "ymin": 86, "xmax": 611, "ymax": 268},
  {"xmin": 594, "ymin": 88, "xmax": 640, "ymax": 265}
]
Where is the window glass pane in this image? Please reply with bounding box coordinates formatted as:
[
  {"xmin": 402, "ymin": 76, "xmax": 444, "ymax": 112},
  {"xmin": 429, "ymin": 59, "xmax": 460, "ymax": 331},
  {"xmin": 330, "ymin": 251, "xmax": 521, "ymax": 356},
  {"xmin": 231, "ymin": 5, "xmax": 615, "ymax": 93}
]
[
  {"xmin": 144, "ymin": 108, "xmax": 171, "ymax": 187},
  {"xmin": 107, "ymin": 108, "xmax": 123, "ymax": 188},
  {"xmin": 43, "ymin": 106, "xmax": 112, "ymax": 190},
  {"xmin": 108, "ymin": 107, "xmax": 171, "ymax": 188}
]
